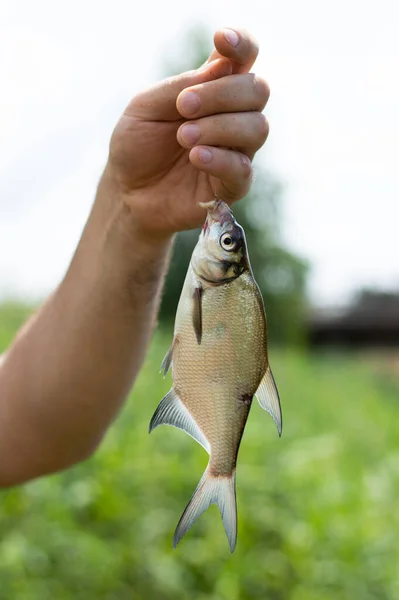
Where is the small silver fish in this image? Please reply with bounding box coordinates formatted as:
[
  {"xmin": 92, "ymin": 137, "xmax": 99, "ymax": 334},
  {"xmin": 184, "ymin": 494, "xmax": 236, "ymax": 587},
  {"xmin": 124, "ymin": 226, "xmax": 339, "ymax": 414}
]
[{"xmin": 150, "ymin": 199, "xmax": 282, "ymax": 552}]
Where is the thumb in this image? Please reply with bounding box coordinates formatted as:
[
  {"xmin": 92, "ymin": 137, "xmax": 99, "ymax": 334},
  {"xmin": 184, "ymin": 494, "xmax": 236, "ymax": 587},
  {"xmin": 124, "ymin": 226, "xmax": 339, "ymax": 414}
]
[{"xmin": 125, "ymin": 58, "xmax": 232, "ymax": 121}]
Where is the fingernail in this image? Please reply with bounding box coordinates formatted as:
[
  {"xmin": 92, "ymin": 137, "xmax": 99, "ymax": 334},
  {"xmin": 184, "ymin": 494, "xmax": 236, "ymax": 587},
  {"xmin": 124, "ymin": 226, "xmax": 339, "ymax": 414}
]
[
  {"xmin": 180, "ymin": 123, "xmax": 200, "ymax": 145},
  {"xmin": 198, "ymin": 148, "xmax": 212, "ymax": 163},
  {"xmin": 224, "ymin": 28, "xmax": 239, "ymax": 47},
  {"xmin": 179, "ymin": 91, "xmax": 200, "ymax": 115}
]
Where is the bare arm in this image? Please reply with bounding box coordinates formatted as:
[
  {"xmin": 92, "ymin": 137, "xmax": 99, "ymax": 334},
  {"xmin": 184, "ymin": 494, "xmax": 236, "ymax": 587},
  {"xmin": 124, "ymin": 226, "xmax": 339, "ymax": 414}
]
[
  {"xmin": 0, "ymin": 28, "xmax": 269, "ymax": 486},
  {"xmin": 0, "ymin": 169, "xmax": 173, "ymax": 485}
]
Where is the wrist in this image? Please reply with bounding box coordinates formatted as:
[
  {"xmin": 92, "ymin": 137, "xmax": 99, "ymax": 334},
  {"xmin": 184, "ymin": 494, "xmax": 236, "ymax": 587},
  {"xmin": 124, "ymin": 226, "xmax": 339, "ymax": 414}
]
[
  {"xmin": 62, "ymin": 165, "xmax": 174, "ymax": 309},
  {"xmin": 99, "ymin": 162, "xmax": 174, "ymax": 247}
]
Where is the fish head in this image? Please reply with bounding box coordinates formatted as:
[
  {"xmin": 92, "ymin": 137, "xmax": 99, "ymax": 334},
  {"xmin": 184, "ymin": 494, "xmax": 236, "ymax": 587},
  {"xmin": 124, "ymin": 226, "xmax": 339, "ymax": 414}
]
[{"xmin": 192, "ymin": 200, "xmax": 249, "ymax": 284}]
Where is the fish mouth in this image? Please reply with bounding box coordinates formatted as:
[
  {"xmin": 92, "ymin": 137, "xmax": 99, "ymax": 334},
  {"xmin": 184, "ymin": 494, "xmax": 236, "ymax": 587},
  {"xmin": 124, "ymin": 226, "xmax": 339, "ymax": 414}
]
[
  {"xmin": 199, "ymin": 199, "xmax": 234, "ymax": 232},
  {"xmin": 198, "ymin": 199, "xmax": 218, "ymax": 211}
]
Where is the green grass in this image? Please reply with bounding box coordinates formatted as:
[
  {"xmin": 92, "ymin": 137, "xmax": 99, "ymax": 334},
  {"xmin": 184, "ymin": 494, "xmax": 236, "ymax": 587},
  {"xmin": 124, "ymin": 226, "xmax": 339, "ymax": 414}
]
[{"xmin": 0, "ymin": 305, "xmax": 399, "ymax": 599}]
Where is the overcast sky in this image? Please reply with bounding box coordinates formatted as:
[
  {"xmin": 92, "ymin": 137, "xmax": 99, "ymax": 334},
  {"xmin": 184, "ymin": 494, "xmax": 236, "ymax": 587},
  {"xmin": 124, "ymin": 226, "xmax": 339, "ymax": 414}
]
[{"xmin": 0, "ymin": 0, "xmax": 398, "ymax": 306}]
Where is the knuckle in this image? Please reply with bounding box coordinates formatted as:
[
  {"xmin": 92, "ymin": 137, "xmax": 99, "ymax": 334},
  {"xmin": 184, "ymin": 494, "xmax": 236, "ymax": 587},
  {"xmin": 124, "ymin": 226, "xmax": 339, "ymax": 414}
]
[
  {"xmin": 255, "ymin": 113, "xmax": 270, "ymax": 143},
  {"xmin": 253, "ymin": 76, "xmax": 270, "ymax": 108}
]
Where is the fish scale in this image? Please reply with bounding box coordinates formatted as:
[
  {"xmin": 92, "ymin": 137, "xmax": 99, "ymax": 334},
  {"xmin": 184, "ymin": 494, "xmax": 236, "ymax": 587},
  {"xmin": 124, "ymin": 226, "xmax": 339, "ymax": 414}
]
[{"xmin": 150, "ymin": 199, "xmax": 282, "ymax": 552}]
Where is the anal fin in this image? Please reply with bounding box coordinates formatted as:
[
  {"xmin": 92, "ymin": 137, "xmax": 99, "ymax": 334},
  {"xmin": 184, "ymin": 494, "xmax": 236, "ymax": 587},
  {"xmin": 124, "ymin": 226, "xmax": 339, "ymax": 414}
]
[
  {"xmin": 149, "ymin": 389, "xmax": 210, "ymax": 453},
  {"xmin": 255, "ymin": 366, "xmax": 283, "ymax": 437}
]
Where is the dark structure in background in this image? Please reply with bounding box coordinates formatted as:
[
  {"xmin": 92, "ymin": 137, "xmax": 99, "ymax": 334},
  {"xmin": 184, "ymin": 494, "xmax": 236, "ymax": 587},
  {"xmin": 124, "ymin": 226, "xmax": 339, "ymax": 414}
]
[{"xmin": 308, "ymin": 290, "xmax": 399, "ymax": 348}]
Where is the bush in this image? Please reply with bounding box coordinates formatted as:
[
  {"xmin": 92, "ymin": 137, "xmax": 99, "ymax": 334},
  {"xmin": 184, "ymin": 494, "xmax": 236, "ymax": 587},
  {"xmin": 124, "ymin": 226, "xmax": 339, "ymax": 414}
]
[{"xmin": 1, "ymin": 312, "xmax": 398, "ymax": 599}]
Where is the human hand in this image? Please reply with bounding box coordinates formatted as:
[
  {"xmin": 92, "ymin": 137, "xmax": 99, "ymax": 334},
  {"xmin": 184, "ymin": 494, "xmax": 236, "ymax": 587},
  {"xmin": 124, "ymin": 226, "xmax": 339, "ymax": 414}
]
[{"xmin": 107, "ymin": 28, "xmax": 270, "ymax": 237}]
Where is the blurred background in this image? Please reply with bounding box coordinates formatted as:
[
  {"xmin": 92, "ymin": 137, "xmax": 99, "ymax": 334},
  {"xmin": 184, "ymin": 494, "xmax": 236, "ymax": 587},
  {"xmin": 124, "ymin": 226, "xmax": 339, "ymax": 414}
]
[{"xmin": 1, "ymin": 1, "xmax": 399, "ymax": 598}]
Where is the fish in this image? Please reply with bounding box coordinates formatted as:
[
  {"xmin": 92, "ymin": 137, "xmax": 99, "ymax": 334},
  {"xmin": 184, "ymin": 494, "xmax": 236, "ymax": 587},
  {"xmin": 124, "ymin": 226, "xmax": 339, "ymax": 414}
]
[{"xmin": 149, "ymin": 199, "xmax": 282, "ymax": 552}]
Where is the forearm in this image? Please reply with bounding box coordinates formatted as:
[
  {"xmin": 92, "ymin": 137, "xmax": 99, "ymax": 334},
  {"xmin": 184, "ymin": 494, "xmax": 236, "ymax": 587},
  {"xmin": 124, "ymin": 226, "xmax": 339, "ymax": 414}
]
[{"xmin": 0, "ymin": 167, "xmax": 173, "ymax": 486}]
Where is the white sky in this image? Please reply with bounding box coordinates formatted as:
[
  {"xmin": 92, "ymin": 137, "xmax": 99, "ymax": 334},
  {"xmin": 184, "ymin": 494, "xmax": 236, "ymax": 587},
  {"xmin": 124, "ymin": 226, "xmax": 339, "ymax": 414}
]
[{"xmin": 0, "ymin": 0, "xmax": 398, "ymax": 306}]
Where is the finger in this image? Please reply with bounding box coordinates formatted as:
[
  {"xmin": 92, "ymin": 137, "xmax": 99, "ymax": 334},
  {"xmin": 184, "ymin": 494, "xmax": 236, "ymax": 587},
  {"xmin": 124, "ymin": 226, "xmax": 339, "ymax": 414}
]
[
  {"xmin": 176, "ymin": 73, "xmax": 269, "ymax": 119},
  {"xmin": 206, "ymin": 28, "xmax": 259, "ymax": 74},
  {"xmin": 189, "ymin": 146, "xmax": 253, "ymax": 201},
  {"xmin": 125, "ymin": 58, "xmax": 232, "ymax": 121},
  {"xmin": 177, "ymin": 112, "xmax": 269, "ymax": 160}
]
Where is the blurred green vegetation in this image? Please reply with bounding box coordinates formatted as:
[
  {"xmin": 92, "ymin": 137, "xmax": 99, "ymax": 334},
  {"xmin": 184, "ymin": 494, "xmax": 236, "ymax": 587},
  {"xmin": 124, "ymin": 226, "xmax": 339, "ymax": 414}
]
[{"xmin": 1, "ymin": 304, "xmax": 399, "ymax": 599}]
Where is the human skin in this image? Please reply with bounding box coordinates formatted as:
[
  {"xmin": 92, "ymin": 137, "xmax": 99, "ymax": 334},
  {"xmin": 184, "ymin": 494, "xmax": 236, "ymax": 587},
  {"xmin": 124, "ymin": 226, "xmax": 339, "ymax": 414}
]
[{"xmin": 0, "ymin": 28, "xmax": 269, "ymax": 487}]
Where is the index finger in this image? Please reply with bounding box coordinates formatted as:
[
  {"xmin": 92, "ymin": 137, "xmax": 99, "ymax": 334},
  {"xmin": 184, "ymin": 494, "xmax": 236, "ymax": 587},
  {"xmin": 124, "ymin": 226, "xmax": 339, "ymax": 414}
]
[{"xmin": 206, "ymin": 28, "xmax": 259, "ymax": 74}]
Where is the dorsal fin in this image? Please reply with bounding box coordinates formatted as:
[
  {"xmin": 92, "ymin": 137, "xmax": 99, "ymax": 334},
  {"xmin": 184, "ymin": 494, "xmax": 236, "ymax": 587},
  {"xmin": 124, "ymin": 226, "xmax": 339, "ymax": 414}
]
[
  {"xmin": 149, "ymin": 388, "xmax": 210, "ymax": 453},
  {"xmin": 255, "ymin": 366, "xmax": 283, "ymax": 436}
]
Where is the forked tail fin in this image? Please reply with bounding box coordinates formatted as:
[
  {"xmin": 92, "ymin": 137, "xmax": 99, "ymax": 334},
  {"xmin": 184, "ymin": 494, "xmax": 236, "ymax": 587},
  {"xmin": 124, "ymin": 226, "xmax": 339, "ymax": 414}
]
[{"xmin": 173, "ymin": 467, "xmax": 237, "ymax": 552}]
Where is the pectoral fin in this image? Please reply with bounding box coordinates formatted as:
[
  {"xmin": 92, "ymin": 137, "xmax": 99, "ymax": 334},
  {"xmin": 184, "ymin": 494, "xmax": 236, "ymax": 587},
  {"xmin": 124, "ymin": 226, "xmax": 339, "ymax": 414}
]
[
  {"xmin": 160, "ymin": 336, "xmax": 178, "ymax": 377},
  {"xmin": 192, "ymin": 286, "xmax": 203, "ymax": 345},
  {"xmin": 149, "ymin": 388, "xmax": 210, "ymax": 453},
  {"xmin": 256, "ymin": 366, "xmax": 283, "ymax": 437}
]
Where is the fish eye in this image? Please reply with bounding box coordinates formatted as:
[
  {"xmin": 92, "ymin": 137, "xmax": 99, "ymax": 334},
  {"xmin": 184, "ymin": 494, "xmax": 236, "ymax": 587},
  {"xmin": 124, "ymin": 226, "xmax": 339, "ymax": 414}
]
[{"xmin": 220, "ymin": 232, "xmax": 237, "ymax": 251}]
